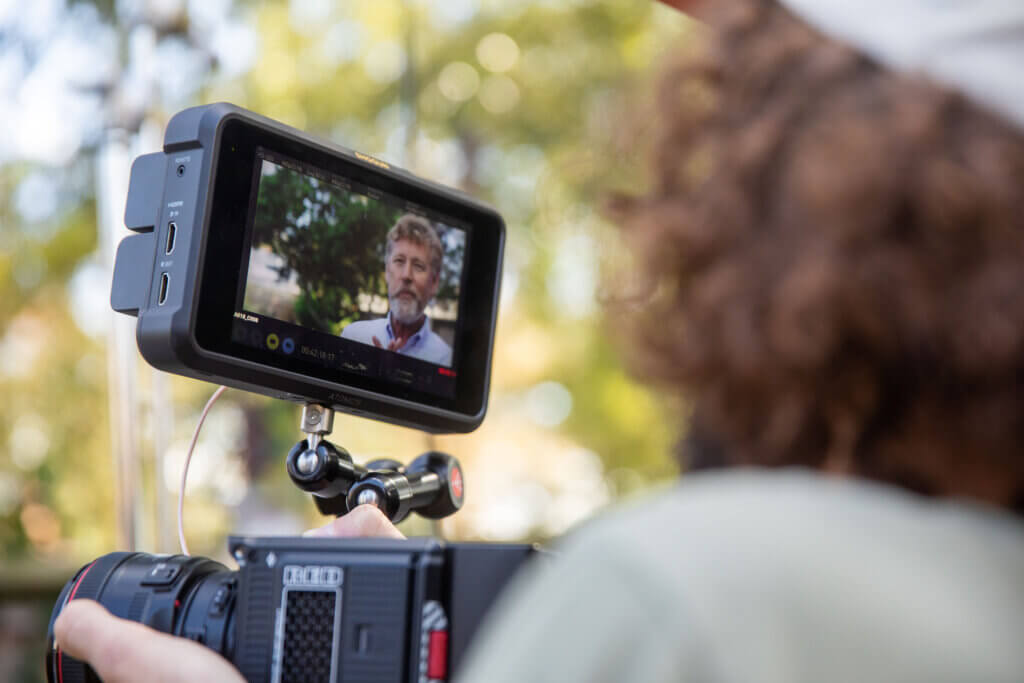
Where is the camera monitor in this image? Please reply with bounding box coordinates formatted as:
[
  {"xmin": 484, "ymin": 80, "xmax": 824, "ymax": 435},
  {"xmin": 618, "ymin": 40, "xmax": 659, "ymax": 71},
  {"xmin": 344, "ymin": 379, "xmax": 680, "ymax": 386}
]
[{"xmin": 112, "ymin": 103, "xmax": 504, "ymax": 432}]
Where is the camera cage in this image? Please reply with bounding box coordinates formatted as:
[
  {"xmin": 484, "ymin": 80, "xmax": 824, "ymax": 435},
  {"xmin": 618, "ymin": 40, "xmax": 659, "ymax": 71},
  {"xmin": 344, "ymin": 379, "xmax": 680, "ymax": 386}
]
[{"xmin": 45, "ymin": 104, "xmax": 538, "ymax": 683}]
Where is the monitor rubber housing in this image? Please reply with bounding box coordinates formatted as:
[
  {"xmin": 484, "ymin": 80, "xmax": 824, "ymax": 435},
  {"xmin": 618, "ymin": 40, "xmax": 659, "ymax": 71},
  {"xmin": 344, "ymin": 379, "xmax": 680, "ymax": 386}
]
[{"xmin": 112, "ymin": 103, "xmax": 505, "ymax": 433}]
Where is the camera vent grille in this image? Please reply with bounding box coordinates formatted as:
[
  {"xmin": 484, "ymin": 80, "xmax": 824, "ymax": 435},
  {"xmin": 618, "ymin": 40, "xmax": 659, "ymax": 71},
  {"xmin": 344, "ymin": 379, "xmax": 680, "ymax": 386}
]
[{"xmin": 282, "ymin": 590, "xmax": 336, "ymax": 683}]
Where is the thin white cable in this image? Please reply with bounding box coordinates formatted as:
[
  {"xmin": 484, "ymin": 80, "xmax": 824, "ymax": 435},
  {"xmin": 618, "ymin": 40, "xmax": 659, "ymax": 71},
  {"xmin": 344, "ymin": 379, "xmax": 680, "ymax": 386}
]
[{"xmin": 178, "ymin": 385, "xmax": 228, "ymax": 556}]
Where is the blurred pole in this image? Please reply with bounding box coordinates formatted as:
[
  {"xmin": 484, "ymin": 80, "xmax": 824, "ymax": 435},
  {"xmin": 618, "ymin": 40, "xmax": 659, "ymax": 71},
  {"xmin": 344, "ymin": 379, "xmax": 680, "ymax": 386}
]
[
  {"xmin": 97, "ymin": 129, "xmax": 142, "ymax": 551},
  {"xmin": 151, "ymin": 368, "xmax": 173, "ymax": 551},
  {"xmin": 136, "ymin": 116, "xmax": 175, "ymax": 553},
  {"xmin": 401, "ymin": 0, "xmax": 419, "ymax": 170},
  {"xmin": 96, "ymin": 2, "xmax": 215, "ymax": 552}
]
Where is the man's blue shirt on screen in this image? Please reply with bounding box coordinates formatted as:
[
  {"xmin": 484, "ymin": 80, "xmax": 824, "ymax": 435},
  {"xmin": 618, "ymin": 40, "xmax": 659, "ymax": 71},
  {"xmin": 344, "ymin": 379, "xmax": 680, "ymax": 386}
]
[{"xmin": 341, "ymin": 313, "xmax": 453, "ymax": 367}]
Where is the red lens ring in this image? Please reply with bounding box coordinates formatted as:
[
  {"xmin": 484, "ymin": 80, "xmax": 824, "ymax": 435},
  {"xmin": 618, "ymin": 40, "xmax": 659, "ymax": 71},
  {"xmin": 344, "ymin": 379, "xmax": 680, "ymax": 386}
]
[{"xmin": 57, "ymin": 561, "xmax": 97, "ymax": 683}]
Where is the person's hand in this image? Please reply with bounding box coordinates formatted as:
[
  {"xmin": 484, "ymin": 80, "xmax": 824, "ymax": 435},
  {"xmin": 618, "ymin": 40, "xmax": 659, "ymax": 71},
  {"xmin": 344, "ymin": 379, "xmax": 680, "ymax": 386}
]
[
  {"xmin": 372, "ymin": 334, "xmax": 411, "ymax": 352},
  {"xmin": 53, "ymin": 505, "xmax": 405, "ymax": 682},
  {"xmin": 304, "ymin": 502, "xmax": 406, "ymax": 539},
  {"xmin": 54, "ymin": 599, "xmax": 245, "ymax": 683}
]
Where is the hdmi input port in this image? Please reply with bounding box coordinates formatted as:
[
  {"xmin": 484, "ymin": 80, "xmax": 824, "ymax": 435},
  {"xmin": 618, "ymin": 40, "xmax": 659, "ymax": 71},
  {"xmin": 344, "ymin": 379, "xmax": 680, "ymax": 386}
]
[
  {"xmin": 165, "ymin": 221, "xmax": 177, "ymax": 255},
  {"xmin": 158, "ymin": 273, "xmax": 170, "ymax": 305}
]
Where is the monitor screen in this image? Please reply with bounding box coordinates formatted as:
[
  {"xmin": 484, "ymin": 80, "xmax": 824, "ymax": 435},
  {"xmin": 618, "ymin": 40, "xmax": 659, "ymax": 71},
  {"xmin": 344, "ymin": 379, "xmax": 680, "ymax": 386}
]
[{"xmin": 232, "ymin": 149, "xmax": 469, "ymax": 398}]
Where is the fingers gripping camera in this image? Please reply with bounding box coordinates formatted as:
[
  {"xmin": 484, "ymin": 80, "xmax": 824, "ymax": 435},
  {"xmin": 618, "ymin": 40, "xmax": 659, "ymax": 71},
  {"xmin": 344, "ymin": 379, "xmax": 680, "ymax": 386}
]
[{"xmin": 47, "ymin": 538, "xmax": 533, "ymax": 683}]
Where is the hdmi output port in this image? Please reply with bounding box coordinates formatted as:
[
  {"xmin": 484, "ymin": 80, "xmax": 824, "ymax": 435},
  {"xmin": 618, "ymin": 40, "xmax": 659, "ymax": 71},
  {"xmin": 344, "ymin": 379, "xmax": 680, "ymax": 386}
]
[
  {"xmin": 158, "ymin": 273, "xmax": 170, "ymax": 305},
  {"xmin": 166, "ymin": 221, "xmax": 177, "ymax": 254}
]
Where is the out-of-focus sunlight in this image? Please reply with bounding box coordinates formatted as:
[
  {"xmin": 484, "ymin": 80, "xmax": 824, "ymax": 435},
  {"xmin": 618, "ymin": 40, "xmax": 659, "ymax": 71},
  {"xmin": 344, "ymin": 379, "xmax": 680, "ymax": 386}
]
[
  {"xmin": 479, "ymin": 74, "xmax": 521, "ymax": 114},
  {"xmin": 476, "ymin": 33, "xmax": 520, "ymax": 73},
  {"xmin": 438, "ymin": 61, "xmax": 481, "ymax": 102}
]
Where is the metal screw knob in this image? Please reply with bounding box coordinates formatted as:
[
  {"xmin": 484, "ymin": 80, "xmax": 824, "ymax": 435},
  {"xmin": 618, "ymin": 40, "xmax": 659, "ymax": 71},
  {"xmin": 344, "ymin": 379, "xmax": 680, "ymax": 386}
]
[
  {"xmin": 356, "ymin": 489, "xmax": 381, "ymax": 507},
  {"xmin": 296, "ymin": 449, "xmax": 319, "ymax": 475}
]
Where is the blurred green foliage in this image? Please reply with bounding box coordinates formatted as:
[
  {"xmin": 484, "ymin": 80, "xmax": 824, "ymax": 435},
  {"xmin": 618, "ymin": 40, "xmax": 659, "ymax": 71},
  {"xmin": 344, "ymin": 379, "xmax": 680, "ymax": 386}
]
[{"xmin": 0, "ymin": 0, "xmax": 691, "ymax": 567}]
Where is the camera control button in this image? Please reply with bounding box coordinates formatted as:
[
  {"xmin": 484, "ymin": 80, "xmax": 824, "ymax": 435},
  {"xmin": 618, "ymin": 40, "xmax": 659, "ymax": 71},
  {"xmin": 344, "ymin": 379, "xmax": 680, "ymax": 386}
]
[
  {"xmin": 210, "ymin": 583, "xmax": 234, "ymax": 615},
  {"xmin": 141, "ymin": 563, "xmax": 181, "ymax": 586}
]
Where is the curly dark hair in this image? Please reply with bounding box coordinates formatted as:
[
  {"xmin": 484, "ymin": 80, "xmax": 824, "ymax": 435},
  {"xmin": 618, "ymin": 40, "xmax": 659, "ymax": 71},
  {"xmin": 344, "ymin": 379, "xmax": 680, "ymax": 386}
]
[{"xmin": 612, "ymin": 0, "xmax": 1024, "ymax": 507}]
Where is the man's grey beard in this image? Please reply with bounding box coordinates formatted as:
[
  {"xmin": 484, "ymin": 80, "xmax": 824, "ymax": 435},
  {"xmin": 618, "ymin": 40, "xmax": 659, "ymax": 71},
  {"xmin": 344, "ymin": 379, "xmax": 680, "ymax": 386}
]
[{"xmin": 390, "ymin": 294, "xmax": 425, "ymax": 325}]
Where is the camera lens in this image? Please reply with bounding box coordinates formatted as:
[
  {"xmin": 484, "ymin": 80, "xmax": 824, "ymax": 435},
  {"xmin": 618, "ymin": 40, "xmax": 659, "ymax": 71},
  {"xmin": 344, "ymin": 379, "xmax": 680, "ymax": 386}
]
[{"xmin": 45, "ymin": 552, "xmax": 236, "ymax": 683}]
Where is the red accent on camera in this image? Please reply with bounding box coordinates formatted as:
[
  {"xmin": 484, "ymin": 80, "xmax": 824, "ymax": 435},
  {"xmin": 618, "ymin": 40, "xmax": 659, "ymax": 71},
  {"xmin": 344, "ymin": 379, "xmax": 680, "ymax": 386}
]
[
  {"xmin": 58, "ymin": 561, "xmax": 98, "ymax": 683},
  {"xmin": 428, "ymin": 630, "xmax": 448, "ymax": 679},
  {"xmin": 450, "ymin": 466, "xmax": 464, "ymax": 500}
]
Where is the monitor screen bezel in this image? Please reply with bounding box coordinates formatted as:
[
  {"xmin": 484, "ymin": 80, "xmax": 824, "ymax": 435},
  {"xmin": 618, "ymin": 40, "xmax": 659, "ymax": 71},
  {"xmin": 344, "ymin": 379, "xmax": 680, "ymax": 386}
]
[{"xmin": 193, "ymin": 116, "xmax": 503, "ymax": 418}]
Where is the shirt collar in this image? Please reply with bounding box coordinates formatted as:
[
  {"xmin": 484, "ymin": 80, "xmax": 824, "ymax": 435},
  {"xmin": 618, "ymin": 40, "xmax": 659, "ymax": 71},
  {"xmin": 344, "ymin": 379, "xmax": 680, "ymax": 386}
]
[{"xmin": 386, "ymin": 313, "xmax": 431, "ymax": 345}]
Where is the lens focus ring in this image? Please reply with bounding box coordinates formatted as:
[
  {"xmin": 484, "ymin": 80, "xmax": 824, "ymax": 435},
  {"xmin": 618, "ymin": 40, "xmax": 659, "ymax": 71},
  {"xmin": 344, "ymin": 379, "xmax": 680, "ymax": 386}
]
[{"xmin": 49, "ymin": 552, "xmax": 140, "ymax": 683}]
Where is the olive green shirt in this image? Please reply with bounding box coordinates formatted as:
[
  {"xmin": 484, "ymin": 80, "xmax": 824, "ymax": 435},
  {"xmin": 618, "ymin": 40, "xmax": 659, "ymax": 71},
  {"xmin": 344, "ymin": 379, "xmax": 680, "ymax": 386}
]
[{"xmin": 457, "ymin": 469, "xmax": 1024, "ymax": 682}]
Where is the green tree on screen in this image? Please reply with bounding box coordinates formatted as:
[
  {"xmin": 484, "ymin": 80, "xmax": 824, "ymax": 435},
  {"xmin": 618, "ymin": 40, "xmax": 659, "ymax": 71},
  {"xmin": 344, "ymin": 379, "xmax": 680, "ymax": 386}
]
[
  {"xmin": 433, "ymin": 225, "xmax": 466, "ymax": 302},
  {"xmin": 253, "ymin": 166, "xmax": 466, "ymax": 332},
  {"xmin": 252, "ymin": 168, "xmax": 400, "ymax": 332}
]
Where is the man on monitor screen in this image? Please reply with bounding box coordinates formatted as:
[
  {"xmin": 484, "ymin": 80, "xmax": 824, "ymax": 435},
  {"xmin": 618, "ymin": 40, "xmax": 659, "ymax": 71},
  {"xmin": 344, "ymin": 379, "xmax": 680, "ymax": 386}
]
[{"xmin": 341, "ymin": 215, "xmax": 453, "ymax": 366}]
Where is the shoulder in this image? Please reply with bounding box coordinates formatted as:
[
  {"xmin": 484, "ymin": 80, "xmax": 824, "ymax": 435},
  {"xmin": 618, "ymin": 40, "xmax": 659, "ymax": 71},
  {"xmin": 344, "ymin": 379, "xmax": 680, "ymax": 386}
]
[
  {"xmin": 425, "ymin": 329, "xmax": 451, "ymax": 353},
  {"xmin": 458, "ymin": 470, "xmax": 1024, "ymax": 683},
  {"xmin": 419, "ymin": 327, "xmax": 451, "ymax": 364},
  {"xmin": 566, "ymin": 469, "xmax": 1024, "ymax": 602}
]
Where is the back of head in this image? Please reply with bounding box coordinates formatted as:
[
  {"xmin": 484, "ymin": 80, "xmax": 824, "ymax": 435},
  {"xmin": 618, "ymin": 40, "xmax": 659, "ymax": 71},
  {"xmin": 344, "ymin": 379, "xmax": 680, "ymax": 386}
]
[{"xmin": 616, "ymin": 0, "xmax": 1024, "ymax": 508}]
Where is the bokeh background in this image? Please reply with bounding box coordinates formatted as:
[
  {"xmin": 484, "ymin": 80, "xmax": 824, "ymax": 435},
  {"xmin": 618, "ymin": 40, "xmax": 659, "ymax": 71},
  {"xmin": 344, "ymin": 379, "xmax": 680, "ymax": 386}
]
[{"xmin": 0, "ymin": 0, "xmax": 691, "ymax": 680}]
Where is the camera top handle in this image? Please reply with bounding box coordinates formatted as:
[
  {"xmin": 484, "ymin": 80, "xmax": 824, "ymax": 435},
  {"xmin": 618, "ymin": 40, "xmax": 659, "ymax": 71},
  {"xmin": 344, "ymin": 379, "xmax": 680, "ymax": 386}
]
[{"xmin": 285, "ymin": 404, "xmax": 465, "ymax": 523}]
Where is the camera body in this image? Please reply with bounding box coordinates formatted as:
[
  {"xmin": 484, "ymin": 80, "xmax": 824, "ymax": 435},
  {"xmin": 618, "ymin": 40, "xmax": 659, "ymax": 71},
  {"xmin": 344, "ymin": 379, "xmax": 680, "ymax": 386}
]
[
  {"xmin": 48, "ymin": 536, "xmax": 534, "ymax": 683},
  {"xmin": 113, "ymin": 103, "xmax": 505, "ymax": 433}
]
